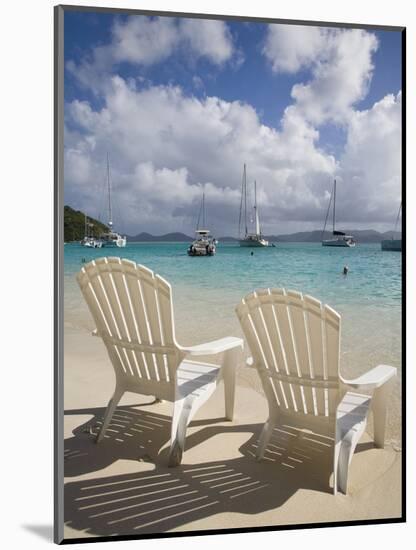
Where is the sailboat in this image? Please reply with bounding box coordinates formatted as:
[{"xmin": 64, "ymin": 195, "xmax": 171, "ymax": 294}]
[
  {"xmin": 99, "ymin": 154, "xmax": 127, "ymax": 248},
  {"xmin": 322, "ymin": 179, "xmax": 355, "ymax": 247},
  {"xmin": 381, "ymin": 203, "xmax": 402, "ymax": 251},
  {"xmin": 187, "ymin": 192, "xmax": 217, "ymax": 256},
  {"xmin": 238, "ymin": 164, "xmax": 269, "ymax": 247},
  {"xmin": 81, "ymin": 214, "xmax": 103, "ymax": 248}
]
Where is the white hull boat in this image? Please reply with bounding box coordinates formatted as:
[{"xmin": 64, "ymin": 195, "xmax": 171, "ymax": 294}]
[
  {"xmin": 100, "ymin": 232, "xmax": 127, "ymax": 248},
  {"xmin": 187, "ymin": 231, "xmax": 216, "ymax": 256},
  {"xmin": 322, "ymin": 179, "xmax": 355, "ymax": 248},
  {"xmin": 187, "ymin": 193, "xmax": 216, "ymax": 256},
  {"xmin": 81, "ymin": 237, "xmax": 103, "ymax": 248},
  {"xmin": 238, "ymin": 165, "xmax": 269, "ymax": 247},
  {"xmin": 239, "ymin": 235, "xmax": 269, "ymax": 247},
  {"xmin": 81, "ymin": 214, "xmax": 103, "ymax": 248},
  {"xmin": 99, "ymin": 154, "xmax": 127, "ymax": 248},
  {"xmin": 381, "ymin": 204, "xmax": 401, "ymax": 252},
  {"xmin": 322, "ymin": 236, "xmax": 356, "ymax": 247}
]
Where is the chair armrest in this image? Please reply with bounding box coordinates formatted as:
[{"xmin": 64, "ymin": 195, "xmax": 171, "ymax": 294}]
[
  {"xmin": 341, "ymin": 364, "xmax": 396, "ymax": 390},
  {"xmin": 180, "ymin": 337, "xmax": 243, "ymax": 357}
]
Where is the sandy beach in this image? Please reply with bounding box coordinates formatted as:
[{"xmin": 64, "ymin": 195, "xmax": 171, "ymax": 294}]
[{"xmin": 63, "ymin": 326, "xmax": 402, "ymax": 539}]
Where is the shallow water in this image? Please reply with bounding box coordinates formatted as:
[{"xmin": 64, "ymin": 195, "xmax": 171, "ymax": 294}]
[{"xmin": 64, "ymin": 241, "xmax": 402, "ymax": 446}]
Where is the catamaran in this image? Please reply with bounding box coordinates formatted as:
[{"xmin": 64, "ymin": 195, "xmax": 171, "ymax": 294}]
[
  {"xmin": 238, "ymin": 164, "xmax": 269, "ymax": 247},
  {"xmin": 187, "ymin": 192, "xmax": 217, "ymax": 256},
  {"xmin": 81, "ymin": 214, "xmax": 103, "ymax": 248},
  {"xmin": 99, "ymin": 154, "xmax": 127, "ymax": 248},
  {"xmin": 381, "ymin": 203, "xmax": 401, "ymax": 251},
  {"xmin": 322, "ymin": 179, "xmax": 355, "ymax": 247}
]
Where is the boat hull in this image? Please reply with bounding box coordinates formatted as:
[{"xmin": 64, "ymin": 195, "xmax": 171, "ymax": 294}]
[
  {"xmin": 101, "ymin": 241, "xmax": 127, "ymax": 248},
  {"xmin": 187, "ymin": 243, "xmax": 216, "ymax": 256},
  {"xmin": 322, "ymin": 239, "xmax": 355, "ymax": 247},
  {"xmin": 187, "ymin": 249, "xmax": 215, "ymax": 256},
  {"xmin": 239, "ymin": 237, "xmax": 269, "ymax": 247},
  {"xmin": 81, "ymin": 238, "xmax": 103, "ymax": 248},
  {"xmin": 101, "ymin": 237, "xmax": 127, "ymax": 247},
  {"xmin": 381, "ymin": 239, "xmax": 401, "ymax": 251},
  {"xmin": 83, "ymin": 242, "xmax": 103, "ymax": 248}
]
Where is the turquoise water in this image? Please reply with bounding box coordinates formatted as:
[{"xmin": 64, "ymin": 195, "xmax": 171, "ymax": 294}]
[{"xmin": 64, "ymin": 241, "xmax": 402, "ymax": 444}]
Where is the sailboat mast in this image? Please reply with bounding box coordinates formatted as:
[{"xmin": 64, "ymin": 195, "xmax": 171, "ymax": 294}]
[
  {"xmin": 238, "ymin": 169, "xmax": 243, "ymax": 238},
  {"xmin": 107, "ymin": 153, "xmax": 112, "ymax": 229},
  {"xmin": 254, "ymin": 180, "xmax": 260, "ymax": 236},
  {"xmin": 394, "ymin": 202, "xmax": 402, "ymax": 236},
  {"xmin": 322, "ymin": 184, "xmax": 333, "ymax": 240},
  {"xmin": 244, "ymin": 164, "xmax": 248, "ymax": 236},
  {"xmin": 202, "ymin": 192, "xmax": 206, "ymax": 228},
  {"xmin": 332, "ymin": 179, "xmax": 336, "ymax": 233}
]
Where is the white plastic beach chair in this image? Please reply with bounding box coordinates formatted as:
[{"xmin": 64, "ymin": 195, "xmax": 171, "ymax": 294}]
[
  {"xmin": 77, "ymin": 257, "xmax": 243, "ymax": 466},
  {"xmin": 235, "ymin": 288, "xmax": 396, "ymax": 495}
]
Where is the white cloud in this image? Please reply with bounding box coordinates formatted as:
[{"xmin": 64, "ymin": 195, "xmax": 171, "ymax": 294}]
[
  {"xmin": 292, "ymin": 30, "xmax": 378, "ymax": 125},
  {"xmin": 264, "ymin": 26, "xmax": 379, "ymax": 126},
  {"xmin": 67, "ymin": 16, "xmax": 236, "ymax": 94},
  {"xmin": 258, "ymin": 24, "xmax": 401, "ymax": 231},
  {"xmin": 111, "ymin": 17, "xmax": 179, "ymax": 65},
  {"xmin": 179, "ymin": 19, "xmax": 234, "ymax": 65},
  {"xmin": 64, "ymin": 76, "xmax": 337, "ymax": 235},
  {"xmin": 263, "ymin": 24, "xmax": 325, "ymax": 73},
  {"xmin": 337, "ymin": 92, "xmax": 402, "ymax": 223}
]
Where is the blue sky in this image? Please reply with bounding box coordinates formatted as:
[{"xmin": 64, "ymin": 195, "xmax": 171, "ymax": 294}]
[{"xmin": 64, "ymin": 10, "xmax": 402, "ymax": 236}]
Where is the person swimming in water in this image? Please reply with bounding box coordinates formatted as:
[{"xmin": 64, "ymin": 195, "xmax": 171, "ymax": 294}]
[{"xmin": 343, "ymin": 265, "xmax": 349, "ymax": 276}]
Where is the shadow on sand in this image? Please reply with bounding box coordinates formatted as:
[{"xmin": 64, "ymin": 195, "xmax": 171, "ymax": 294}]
[{"xmin": 63, "ymin": 403, "xmax": 375, "ymax": 537}]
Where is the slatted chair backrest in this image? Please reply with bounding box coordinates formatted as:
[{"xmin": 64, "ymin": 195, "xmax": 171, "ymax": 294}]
[
  {"xmin": 77, "ymin": 257, "xmax": 179, "ymax": 385},
  {"xmin": 236, "ymin": 289, "xmax": 341, "ymax": 419}
]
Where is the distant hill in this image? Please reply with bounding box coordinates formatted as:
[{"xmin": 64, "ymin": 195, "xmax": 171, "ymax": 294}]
[
  {"xmin": 64, "ymin": 205, "xmax": 109, "ymax": 242},
  {"xmin": 127, "ymin": 232, "xmax": 193, "ymax": 242},
  {"xmin": 126, "ymin": 229, "xmax": 401, "ymax": 243},
  {"xmin": 64, "ymin": 207, "xmax": 401, "ymax": 244}
]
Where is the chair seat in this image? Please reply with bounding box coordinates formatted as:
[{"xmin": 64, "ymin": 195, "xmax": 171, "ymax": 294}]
[{"xmin": 176, "ymin": 360, "xmax": 221, "ymax": 399}]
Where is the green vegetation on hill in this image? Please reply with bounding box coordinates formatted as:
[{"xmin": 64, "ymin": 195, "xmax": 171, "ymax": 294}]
[{"xmin": 64, "ymin": 205, "xmax": 109, "ymax": 242}]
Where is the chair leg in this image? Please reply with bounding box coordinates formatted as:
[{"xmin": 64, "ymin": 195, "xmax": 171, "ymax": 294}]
[
  {"xmin": 96, "ymin": 387, "xmax": 124, "ymax": 443},
  {"xmin": 335, "ymin": 438, "xmax": 353, "ymax": 495},
  {"xmin": 372, "ymin": 377, "xmax": 395, "ymax": 448},
  {"xmin": 168, "ymin": 398, "xmax": 192, "ymax": 467},
  {"xmin": 256, "ymin": 417, "xmax": 276, "ymax": 461},
  {"xmin": 223, "ymin": 347, "xmax": 240, "ymax": 421},
  {"xmin": 333, "ymin": 438, "xmax": 341, "ymax": 496},
  {"xmin": 334, "ymin": 423, "xmax": 365, "ymax": 495}
]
